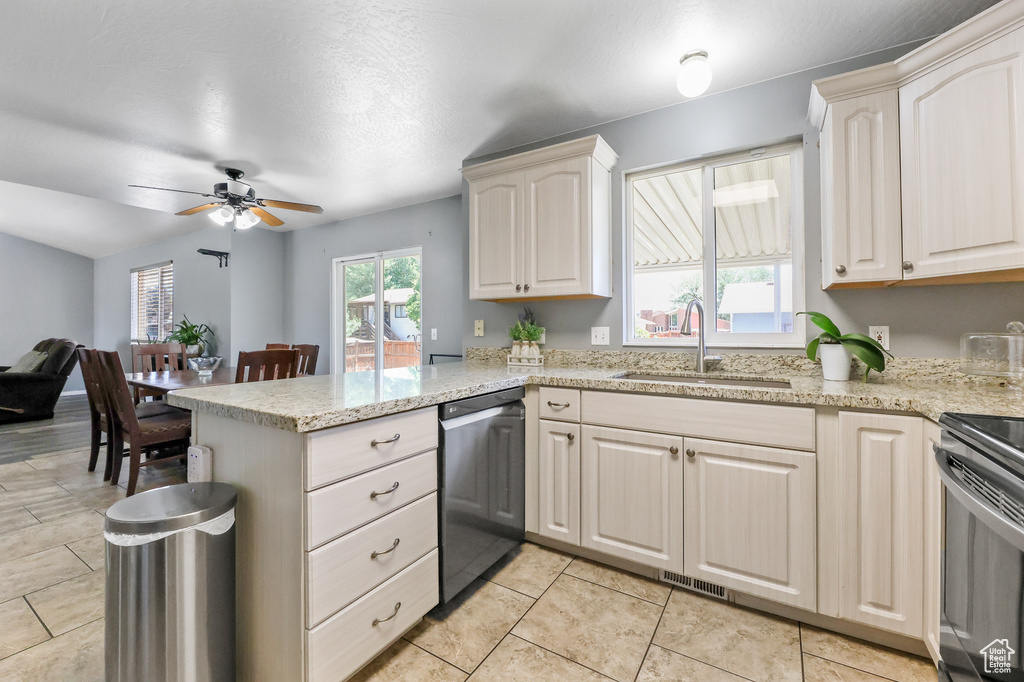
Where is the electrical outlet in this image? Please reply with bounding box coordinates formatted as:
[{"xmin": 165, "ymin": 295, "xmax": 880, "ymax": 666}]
[
  {"xmin": 591, "ymin": 326, "xmax": 610, "ymax": 346},
  {"xmin": 474, "ymin": 320, "xmax": 484, "ymax": 337},
  {"xmin": 431, "ymin": 328, "xmax": 437, "ymax": 341},
  {"xmin": 869, "ymin": 325, "xmax": 890, "ymax": 351}
]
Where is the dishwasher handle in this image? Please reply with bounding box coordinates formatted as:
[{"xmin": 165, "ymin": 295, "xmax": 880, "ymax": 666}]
[{"xmin": 936, "ymin": 448, "xmax": 1024, "ymax": 553}]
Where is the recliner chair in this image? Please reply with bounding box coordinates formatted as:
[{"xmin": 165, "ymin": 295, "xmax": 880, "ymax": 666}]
[{"xmin": 0, "ymin": 338, "xmax": 81, "ymax": 424}]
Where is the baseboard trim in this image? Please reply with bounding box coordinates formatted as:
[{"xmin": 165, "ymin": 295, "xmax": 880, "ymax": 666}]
[{"xmin": 60, "ymin": 390, "xmax": 86, "ymax": 396}]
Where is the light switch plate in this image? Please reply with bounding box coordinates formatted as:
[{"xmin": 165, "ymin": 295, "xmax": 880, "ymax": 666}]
[
  {"xmin": 431, "ymin": 328, "xmax": 437, "ymax": 340},
  {"xmin": 591, "ymin": 327, "xmax": 610, "ymax": 346},
  {"xmin": 869, "ymin": 325, "xmax": 890, "ymax": 351},
  {"xmin": 474, "ymin": 320, "xmax": 484, "ymax": 337}
]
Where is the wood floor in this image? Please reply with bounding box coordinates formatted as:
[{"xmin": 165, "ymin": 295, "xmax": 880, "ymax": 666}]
[{"xmin": 0, "ymin": 395, "xmax": 93, "ymax": 465}]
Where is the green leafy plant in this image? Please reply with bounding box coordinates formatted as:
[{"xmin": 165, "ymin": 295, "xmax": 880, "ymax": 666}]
[
  {"xmin": 508, "ymin": 308, "xmax": 545, "ymax": 342},
  {"xmin": 167, "ymin": 315, "xmax": 214, "ymax": 346},
  {"xmin": 798, "ymin": 311, "xmax": 892, "ymax": 377}
]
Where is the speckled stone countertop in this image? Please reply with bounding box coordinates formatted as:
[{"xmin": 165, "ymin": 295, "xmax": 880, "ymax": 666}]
[{"xmin": 168, "ymin": 355, "xmax": 1024, "ymax": 432}]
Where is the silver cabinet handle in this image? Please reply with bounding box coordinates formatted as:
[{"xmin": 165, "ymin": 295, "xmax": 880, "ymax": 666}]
[
  {"xmin": 371, "ymin": 538, "xmax": 401, "ymax": 559},
  {"xmin": 902, "ymin": 261, "xmax": 914, "ymax": 272},
  {"xmin": 669, "ymin": 446, "xmax": 679, "ymax": 455},
  {"xmin": 515, "ymin": 284, "xmax": 522, "ymax": 292},
  {"xmin": 524, "ymin": 284, "xmax": 530, "ymax": 292},
  {"xmin": 372, "ymin": 602, "xmax": 402, "ymax": 626},
  {"xmin": 685, "ymin": 448, "xmax": 696, "ymax": 458},
  {"xmin": 547, "ymin": 401, "xmax": 570, "ymax": 409},
  {"xmin": 370, "ymin": 481, "xmax": 400, "ymax": 499},
  {"xmin": 835, "ymin": 265, "xmax": 847, "ymax": 275},
  {"xmin": 371, "ymin": 433, "xmax": 400, "ymax": 447},
  {"xmin": 566, "ymin": 432, "xmax": 575, "ymax": 442}
]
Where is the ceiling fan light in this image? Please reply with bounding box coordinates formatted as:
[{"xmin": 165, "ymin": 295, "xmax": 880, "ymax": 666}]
[
  {"xmin": 234, "ymin": 208, "xmax": 260, "ymax": 230},
  {"xmin": 210, "ymin": 205, "xmax": 234, "ymax": 226},
  {"xmin": 677, "ymin": 50, "xmax": 712, "ymax": 98}
]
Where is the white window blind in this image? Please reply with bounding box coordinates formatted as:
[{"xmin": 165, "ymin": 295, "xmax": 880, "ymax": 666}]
[{"xmin": 130, "ymin": 262, "xmax": 174, "ymax": 343}]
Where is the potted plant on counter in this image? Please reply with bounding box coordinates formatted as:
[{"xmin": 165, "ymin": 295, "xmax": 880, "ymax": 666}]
[
  {"xmin": 508, "ymin": 308, "xmax": 545, "ymax": 365},
  {"xmin": 799, "ymin": 311, "xmax": 891, "ymax": 381},
  {"xmin": 168, "ymin": 315, "xmax": 215, "ymax": 358}
]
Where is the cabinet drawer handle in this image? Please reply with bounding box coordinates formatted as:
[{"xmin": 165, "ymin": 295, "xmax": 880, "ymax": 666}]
[
  {"xmin": 547, "ymin": 401, "xmax": 570, "ymax": 409},
  {"xmin": 516, "ymin": 284, "xmax": 522, "ymax": 292},
  {"xmin": 370, "ymin": 481, "xmax": 400, "ymax": 499},
  {"xmin": 685, "ymin": 448, "xmax": 696, "ymax": 458},
  {"xmin": 371, "ymin": 433, "xmax": 401, "ymax": 447},
  {"xmin": 371, "ymin": 538, "xmax": 401, "ymax": 559},
  {"xmin": 372, "ymin": 602, "xmax": 402, "ymax": 626},
  {"xmin": 835, "ymin": 265, "xmax": 847, "ymax": 275}
]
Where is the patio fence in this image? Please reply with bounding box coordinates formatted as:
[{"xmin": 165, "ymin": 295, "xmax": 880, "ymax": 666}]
[{"xmin": 345, "ymin": 340, "xmax": 421, "ymax": 372}]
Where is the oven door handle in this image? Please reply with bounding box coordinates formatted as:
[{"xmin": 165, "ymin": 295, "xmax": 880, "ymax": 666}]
[{"xmin": 936, "ymin": 449, "xmax": 1024, "ymax": 553}]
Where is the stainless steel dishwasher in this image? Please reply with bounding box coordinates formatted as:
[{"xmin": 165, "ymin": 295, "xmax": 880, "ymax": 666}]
[{"xmin": 438, "ymin": 387, "xmax": 525, "ymax": 603}]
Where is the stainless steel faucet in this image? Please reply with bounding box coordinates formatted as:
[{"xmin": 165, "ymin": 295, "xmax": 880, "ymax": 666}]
[{"xmin": 682, "ymin": 299, "xmax": 723, "ymax": 373}]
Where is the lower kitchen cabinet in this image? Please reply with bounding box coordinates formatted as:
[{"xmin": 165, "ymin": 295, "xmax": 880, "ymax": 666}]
[
  {"xmin": 580, "ymin": 425, "xmax": 683, "ymax": 571},
  {"xmin": 836, "ymin": 412, "xmax": 924, "ymax": 637},
  {"xmin": 537, "ymin": 419, "xmax": 581, "ymax": 545},
  {"xmin": 683, "ymin": 438, "xmax": 816, "ymax": 610},
  {"xmin": 922, "ymin": 419, "xmax": 943, "ymax": 664}
]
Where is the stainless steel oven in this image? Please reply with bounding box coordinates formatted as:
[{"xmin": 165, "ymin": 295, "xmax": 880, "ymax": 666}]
[{"xmin": 937, "ymin": 413, "xmax": 1024, "ymax": 682}]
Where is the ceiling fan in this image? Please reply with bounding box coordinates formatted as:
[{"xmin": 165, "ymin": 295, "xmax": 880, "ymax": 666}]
[{"xmin": 129, "ymin": 168, "xmax": 323, "ymax": 229}]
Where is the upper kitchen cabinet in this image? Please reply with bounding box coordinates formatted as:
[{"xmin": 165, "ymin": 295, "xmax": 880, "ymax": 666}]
[
  {"xmin": 462, "ymin": 135, "xmax": 618, "ymax": 301},
  {"xmin": 809, "ymin": 0, "xmax": 1024, "ymax": 288}
]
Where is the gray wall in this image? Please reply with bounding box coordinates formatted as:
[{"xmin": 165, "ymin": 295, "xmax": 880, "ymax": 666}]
[
  {"xmin": 230, "ymin": 227, "xmax": 285, "ymax": 361},
  {"xmin": 460, "ymin": 44, "xmax": 1024, "ymax": 359},
  {"xmin": 93, "ymin": 227, "xmax": 232, "ymax": 367},
  {"xmin": 283, "ymin": 195, "xmax": 464, "ymax": 373},
  {"xmin": 0, "ymin": 232, "xmax": 93, "ymax": 391}
]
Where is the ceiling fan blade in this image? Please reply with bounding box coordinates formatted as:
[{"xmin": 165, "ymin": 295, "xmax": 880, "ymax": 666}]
[
  {"xmin": 258, "ymin": 199, "xmax": 324, "ymax": 214},
  {"xmin": 250, "ymin": 206, "xmax": 284, "ymax": 227},
  {"xmin": 129, "ymin": 184, "xmax": 215, "ymax": 198},
  {"xmin": 175, "ymin": 202, "xmax": 222, "ymax": 216}
]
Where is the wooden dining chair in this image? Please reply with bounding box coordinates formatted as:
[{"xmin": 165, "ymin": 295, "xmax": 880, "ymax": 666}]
[
  {"xmin": 235, "ymin": 349, "xmax": 301, "ymax": 383},
  {"xmin": 265, "ymin": 343, "xmax": 291, "ymax": 350},
  {"xmin": 131, "ymin": 343, "xmax": 188, "ymax": 403},
  {"xmin": 292, "ymin": 344, "xmax": 319, "ymax": 375},
  {"xmin": 95, "ymin": 350, "xmax": 191, "ymax": 496}
]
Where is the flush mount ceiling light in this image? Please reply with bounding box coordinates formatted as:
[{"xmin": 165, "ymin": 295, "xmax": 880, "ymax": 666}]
[{"xmin": 677, "ymin": 50, "xmax": 712, "ymax": 98}]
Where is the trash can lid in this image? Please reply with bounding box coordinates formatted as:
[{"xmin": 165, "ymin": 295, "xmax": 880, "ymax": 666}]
[{"xmin": 105, "ymin": 482, "xmax": 237, "ymax": 535}]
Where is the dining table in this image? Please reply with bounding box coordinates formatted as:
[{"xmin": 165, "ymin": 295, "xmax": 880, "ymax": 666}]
[{"xmin": 125, "ymin": 366, "xmax": 237, "ymax": 396}]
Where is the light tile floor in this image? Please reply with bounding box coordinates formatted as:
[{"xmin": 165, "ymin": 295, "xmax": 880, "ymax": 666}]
[
  {"xmin": 0, "ymin": 446, "xmax": 935, "ymax": 682},
  {"xmin": 0, "ymin": 445, "xmax": 185, "ymax": 681}
]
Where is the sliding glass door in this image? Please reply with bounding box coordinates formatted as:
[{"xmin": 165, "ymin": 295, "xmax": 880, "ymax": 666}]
[{"xmin": 332, "ymin": 248, "xmax": 422, "ymax": 373}]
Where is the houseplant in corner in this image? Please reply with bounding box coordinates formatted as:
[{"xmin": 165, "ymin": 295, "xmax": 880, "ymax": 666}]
[
  {"xmin": 799, "ymin": 311, "xmax": 891, "ymax": 381},
  {"xmin": 167, "ymin": 315, "xmax": 215, "ymax": 358}
]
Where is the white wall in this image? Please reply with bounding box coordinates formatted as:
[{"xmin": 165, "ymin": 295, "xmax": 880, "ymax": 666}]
[
  {"xmin": 459, "ymin": 44, "xmax": 1024, "ymax": 359},
  {"xmin": 0, "ymin": 232, "xmax": 93, "ymax": 390},
  {"xmin": 230, "ymin": 227, "xmax": 285, "ymax": 362},
  {"xmin": 93, "ymin": 227, "xmax": 232, "ymax": 368}
]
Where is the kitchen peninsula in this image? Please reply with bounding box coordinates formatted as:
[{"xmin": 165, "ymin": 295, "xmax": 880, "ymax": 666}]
[{"xmin": 168, "ymin": 353, "xmax": 1023, "ymax": 681}]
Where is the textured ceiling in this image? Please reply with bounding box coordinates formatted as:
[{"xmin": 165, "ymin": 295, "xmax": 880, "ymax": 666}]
[{"xmin": 0, "ymin": 0, "xmax": 999, "ymax": 258}]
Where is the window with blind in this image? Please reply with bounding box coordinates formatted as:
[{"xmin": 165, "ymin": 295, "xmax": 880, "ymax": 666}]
[{"xmin": 130, "ymin": 262, "xmax": 174, "ymax": 343}]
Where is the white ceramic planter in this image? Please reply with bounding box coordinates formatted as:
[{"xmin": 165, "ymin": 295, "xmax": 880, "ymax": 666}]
[{"xmin": 819, "ymin": 343, "xmax": 852, "ymax": 381}]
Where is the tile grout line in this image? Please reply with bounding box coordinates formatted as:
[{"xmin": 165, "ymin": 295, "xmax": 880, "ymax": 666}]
[
  {"xmin": 799, "ymin": 622, "xmax": 806, "ymax": 681},
  {"xmin": 631, "ymin": 591, "xmax": 667, "ymax": 682},
  {"xmin": 558, "ymin": 570, "xmax": 669, "ymax": 606},
  {"xmin": 801, "ymin": 652, "xmax": 910, "ymax": 682},
  {"xmin": 22, "ymin": 595, "xmax": 54, "ymax": 640}
]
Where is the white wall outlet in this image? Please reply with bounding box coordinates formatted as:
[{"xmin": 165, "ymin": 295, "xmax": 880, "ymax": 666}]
[
  {"xmin": 187, "ymin": 445, "xmax": 213, "ymax": 483},
  {"xmin": 869, "ymin": 325, "xmax": 890, "ymax": 351},
  {"xmin": 474, "ymin": 320, "xmax": 484, "ymax": 337},
  {"xmin": 430, "ymin": 328, "xmax": 437, "ymax": 340},
  {"xmin": 591, "ymin": 326, "xmax": 610, "ymax": 346}
]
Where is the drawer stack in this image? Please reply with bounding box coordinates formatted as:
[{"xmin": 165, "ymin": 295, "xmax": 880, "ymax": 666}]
[{"xmin": 302, "ymin": 407, "xmax": 439, "ymax": 682}]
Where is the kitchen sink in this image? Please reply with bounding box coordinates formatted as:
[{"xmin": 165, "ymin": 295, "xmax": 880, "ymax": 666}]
[{"xmin": 611, "ymin": 373, "xmax": 792, "ymax": 389}]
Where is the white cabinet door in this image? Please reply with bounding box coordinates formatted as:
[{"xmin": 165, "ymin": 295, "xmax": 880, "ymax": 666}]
[
  {"xmin": 900, "ymin": 27, "xmax": 1024, "ymax": 279},
  {"xmin": 821, "ymin": 90, "xmax": 903, "ymax": 287},
  {"xmin": 683, "ymin": 438, "xmax": 816, "ymax": 610},
  {"xmin": 838, "ymin": 412, "xmax": 924, "ymax": 637},
  {"xmin": 522, "ymin": 156, "xmax": 592, "ymax": 297},
  {"xmin": 923, "ymin": 419, "xmax": 943, "ymax": 665},
  {"xmin": 581, "ymin": 425, "xmax": 683, "ymax": 571},
  {"xmin": 468, "ymin": 171, "xmax": 523, "ymax": 299},
  {"xmin": 537, "ymin": 420, "xmax": 580, "ymax": 545}
]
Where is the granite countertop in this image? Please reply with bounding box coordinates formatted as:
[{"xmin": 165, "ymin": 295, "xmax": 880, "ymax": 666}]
[{"xmin": 167, "ymin": 359, "xmax": 1024, "ymax": 433}]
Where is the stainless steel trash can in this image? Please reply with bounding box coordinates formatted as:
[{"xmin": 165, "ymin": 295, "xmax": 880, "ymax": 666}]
[{"xmin": 104, "ymin": 482, "xmax": 237, "ymax": 682}]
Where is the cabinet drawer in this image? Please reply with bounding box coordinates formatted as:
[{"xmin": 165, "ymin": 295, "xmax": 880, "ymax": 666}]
[
  {"xmin": 538, "ymin": 387, "xmax": 581, "ymax": 422},
  {"xmin": 305, "ymin": 407, "xmax": 438, "ymax": 491},
  {"xmin": 306, "ymin": 550, "xmax": 438, "ymax": 682},
  {"xmin": 581, "ymin": 390, "xmax": 814, "ymax": 451},
  {"xmin": 306, "ymin": 451, "xmax": 437, "ymax": 549},
  {"xmin": 306, "ymin": 494, "xmax": 437, "ymax": 628}
]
